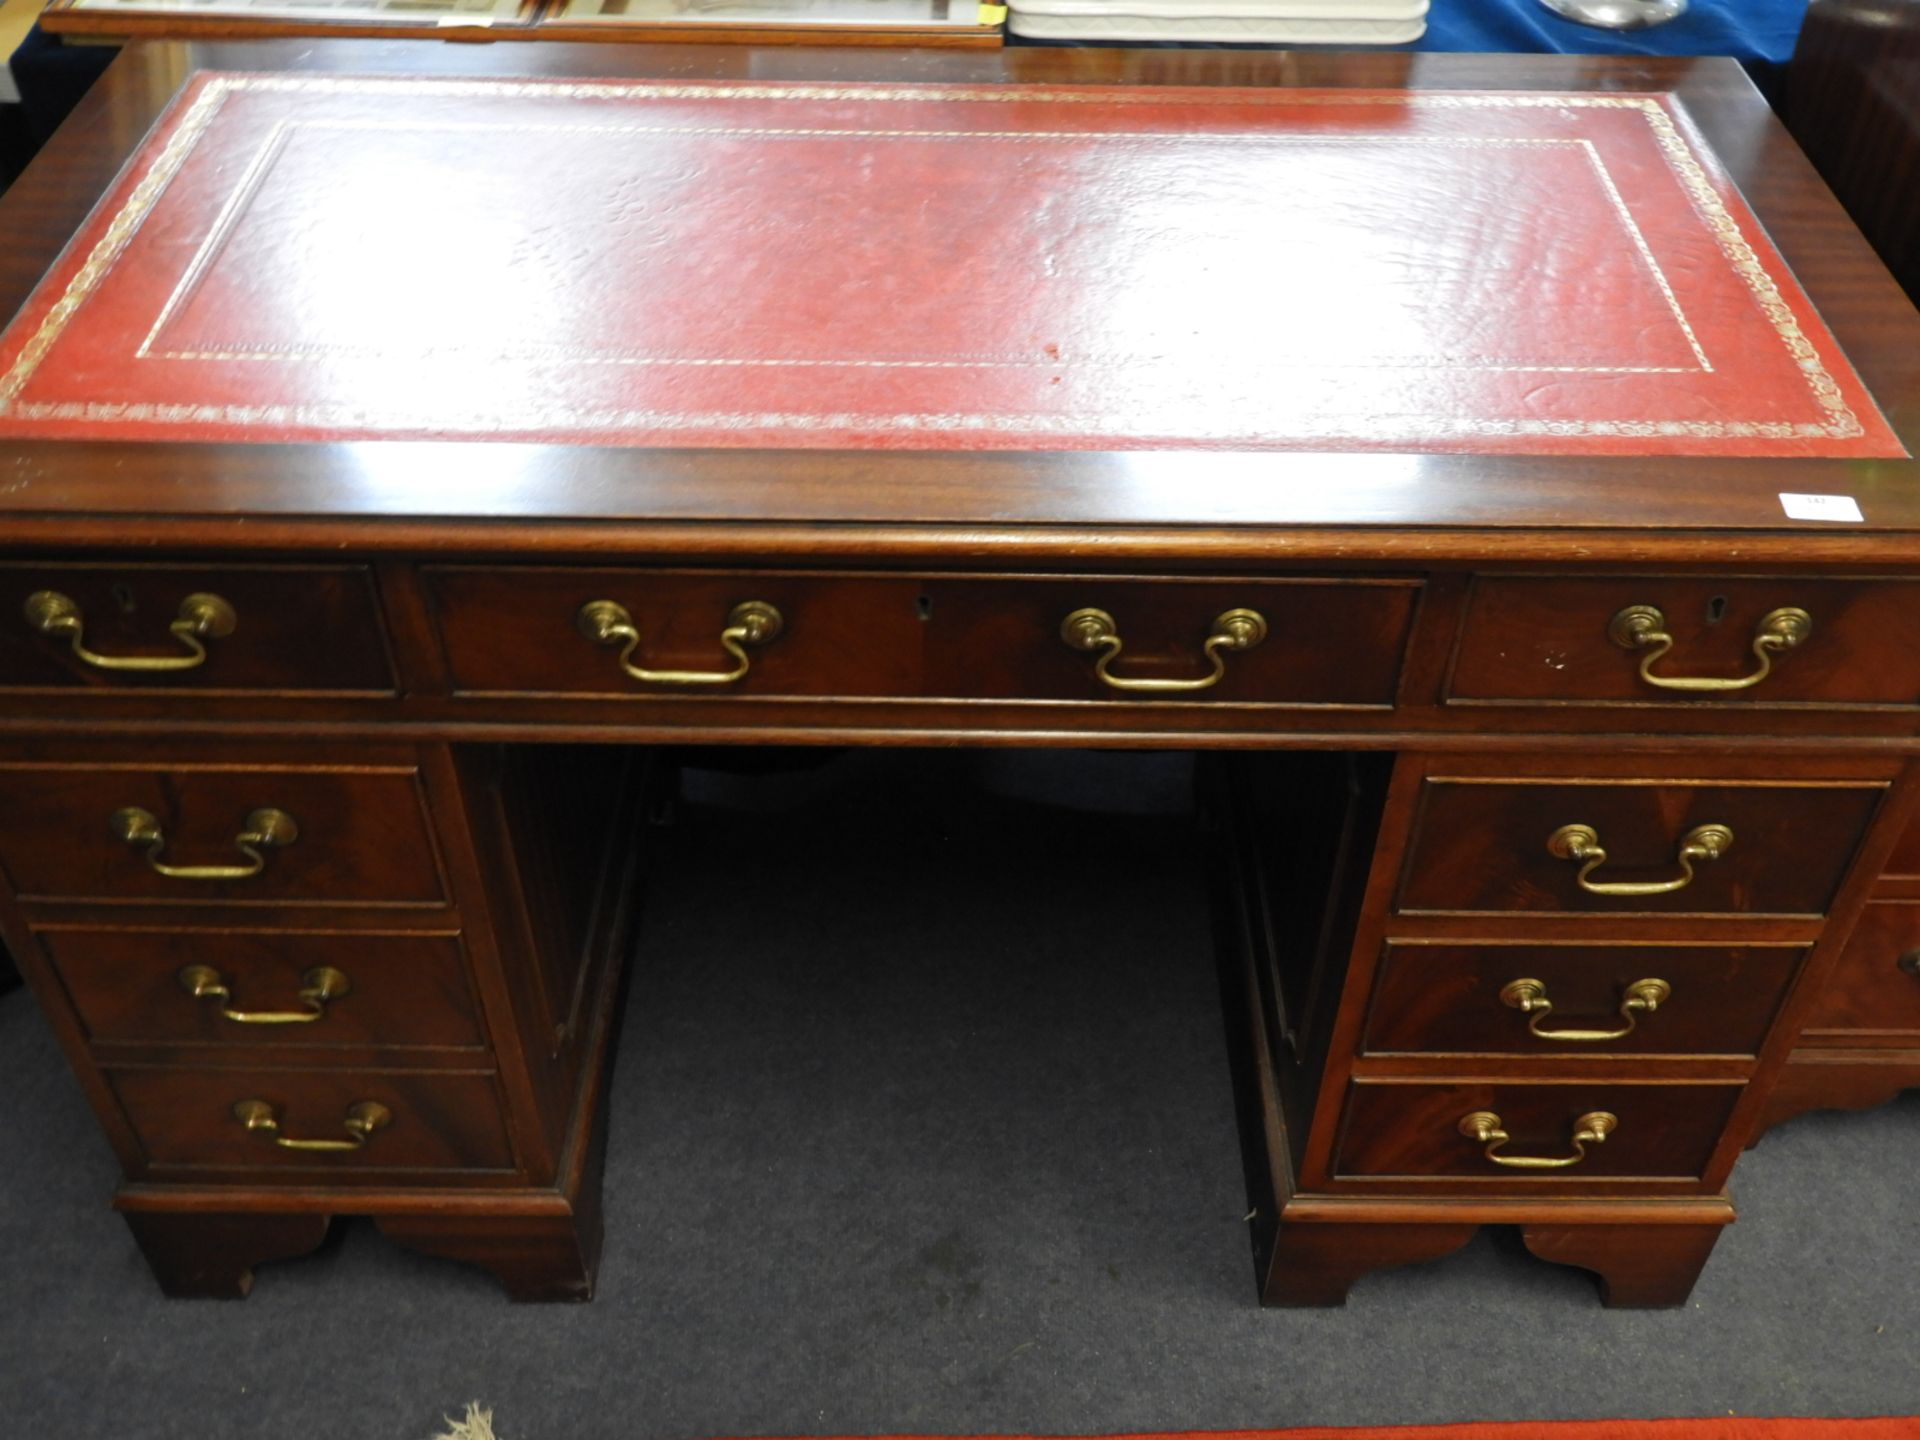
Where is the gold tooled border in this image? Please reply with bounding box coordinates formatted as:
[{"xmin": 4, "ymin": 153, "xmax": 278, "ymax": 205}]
[
  {"xmin": 0, "ymin": 77, "xmax": 230, "ymax": 410},
  {"xmin": 0, "ymin": 400, "xmax": 1850, "ymax": 443},
  {"xmin": 0, "ymin": 73, "xmax": 1877, "ymax": 445}
]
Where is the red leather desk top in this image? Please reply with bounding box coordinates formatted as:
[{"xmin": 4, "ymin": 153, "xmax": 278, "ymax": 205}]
[{"xmin": 0, "ymin": 71, "xmax": 1901, "ymax": 456}]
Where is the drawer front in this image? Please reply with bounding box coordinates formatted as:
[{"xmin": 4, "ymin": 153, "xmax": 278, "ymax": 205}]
[
  {"xmin": 1335, "ymin": 1082, "xmax": 1741, "ymax": 1181},
  {"xmin": 1397, "ymin": 778, "xmax": 1883, "ymax": 916},
  {"xmin": 0, "ymin": 763, "xmax": 448, "ymax": 906},
  {"xmin": 919, "ymin": 577, "xmax": 1415, "ymax": 705},
  {"xmin": 1364, "ymin": 942, "xmax": 1805, "ymax": 1057},
  {"xmin": 1804, "ymin": 901, "xmax": 1920, "ymax": 1037},
  {"xmin": 429, "ymin": 569, "xmax": 927, "ymax": 698},
  {"xmin": 1447, "ymin": 576, "xmax": 1920, "ymax": 706},
  {"xmin": 44, "ymin": 928, "xmax": 485, "ymax": 1051},
  {"xmin": 1, "ymin": 564, "xmax": 393, "ymax": 694},
  {"xmin": 109, "ymin": 1068, "xmax": 516, "ymax": 1174},
  {"xmin": 426, "ymin": 568, "xmax": 1417, "ymax": 707}
]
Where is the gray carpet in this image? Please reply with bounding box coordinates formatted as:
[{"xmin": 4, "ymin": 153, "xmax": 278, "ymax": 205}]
[{"xmin": 2, "ymin": 749, "xmax": 1918, "ymax": 1440}]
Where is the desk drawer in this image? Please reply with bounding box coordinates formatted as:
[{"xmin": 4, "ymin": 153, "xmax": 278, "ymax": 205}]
[
  {"xmin": 1363, "ymin": 942, "xmax": 1805, "ymax": 1057},
  {"xmin": 1396, "ymin": 777, "xmax": 1883, "ymax": 916},
  {"xmin": 1335, "ymin": 1081, "xmax": 1740, "ymax": 1182},
  {"xmin": 430, "ymin": 569, "xmax": 925, "ymax": 698},
  {"xmin": 109, "ymin": 1067, "xmax": 517, "ymax": 1175},
  {"xmin": 1447, "ymin": 576, "xmax": 1920, "ymax": 706},
  {"xmin": 921, "ymin": 576, "xmax": 1416, "ymax": 705},
  {"xmin": 425, "ymin": 568, "xmax": 1416, "ymax": 707},
  {"xmin": 44, "ymin": 928, "xmax": 485, "ymax": 1052},
  {"xmin": 1, "ymin": 564, "xmax": 393, "ymax": 694},
  {"xmin": 1803, "ymin": 902, "xmax": 1920, "ymax": 1037},
  {"xmin": 0, "ymin": 762, "xmax": 449, "ymax": 906}
]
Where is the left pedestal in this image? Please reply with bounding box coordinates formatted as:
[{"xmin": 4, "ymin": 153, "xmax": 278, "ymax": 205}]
[{"xmin": 0, "ymin": 739, "xmax": 648, "ymax": 1301}]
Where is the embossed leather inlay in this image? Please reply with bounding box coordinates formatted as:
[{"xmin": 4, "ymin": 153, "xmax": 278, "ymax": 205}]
[{"xmin": 0, "ymin": 73, "xmax": 1900, "ymax": 455}]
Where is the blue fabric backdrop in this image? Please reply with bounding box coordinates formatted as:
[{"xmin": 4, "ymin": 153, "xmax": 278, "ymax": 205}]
[
  {"xmin": 1008, "ymin": 0, "xmax": 1809, "ymax": 69},
  {"xmin": 1415, "ymin": 0, "xmax": 1807, "ymax": 64}
]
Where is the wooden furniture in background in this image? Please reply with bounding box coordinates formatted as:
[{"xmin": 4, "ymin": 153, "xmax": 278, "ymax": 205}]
[
  {"xmin": 35, "ymin": 0, "xmax": 1004, "ymax": 46},
  {"xmin": 0, "ymin": 43, "xmax": 1916, "ymax": 1310},
  {"xmin": 1784, "ymin": 0, "xmax": 1920, "ymax": 304},
  {"xmin": 1759, "ymin": 811, "xmax": 1920, "ymax": 1134}
]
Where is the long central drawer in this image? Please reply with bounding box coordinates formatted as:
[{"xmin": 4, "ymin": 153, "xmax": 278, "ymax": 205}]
[{"xmin": 423, "ymin": 568, "xmax": 1420, "ymax": 706}]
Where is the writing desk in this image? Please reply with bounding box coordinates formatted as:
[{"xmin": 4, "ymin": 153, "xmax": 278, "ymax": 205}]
[{"xmin": 0, "ymin": 40, "xmax": 1917, "ymax": 1308}]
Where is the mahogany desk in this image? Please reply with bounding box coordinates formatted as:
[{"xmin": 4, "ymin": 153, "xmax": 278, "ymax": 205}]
[{"xmin": 1, "ymin": 41, "xmax": 1918, "ymax": 1309}]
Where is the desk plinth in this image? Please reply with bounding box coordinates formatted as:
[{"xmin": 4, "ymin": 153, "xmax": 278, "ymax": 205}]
[{"xmin": 0, "ymin": 42, "xmax": 1917, "ymax": 1308}]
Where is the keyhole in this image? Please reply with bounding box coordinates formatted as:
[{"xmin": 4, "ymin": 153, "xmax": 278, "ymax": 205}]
[
  {"xmin": 1705, "ymin": 595, "xmax": 1728, "ymax": 624},
  {"xmin": 110, "ymin": 583, "xmax": 136, "ymax": 614},
  {"xmin": 915, "ymin": 595, "xmax": 933, "ymax": 622}
]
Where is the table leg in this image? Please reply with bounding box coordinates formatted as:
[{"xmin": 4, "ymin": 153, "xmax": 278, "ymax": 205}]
[
  {"xmin": 1260, "ymin": 1220, "xmax": 1480, "ymax": 1306},
  {"xmin": 121, "ymin": 1210, "xmax": 333, "ymax": 1299},
  {"xmin": 374, "ymin": 1206, "xmax": 603, "ymax": 1303},
  {"xmin": 1520, "ymin": 1221, "xmax": 1724, "ymax": 1307}
]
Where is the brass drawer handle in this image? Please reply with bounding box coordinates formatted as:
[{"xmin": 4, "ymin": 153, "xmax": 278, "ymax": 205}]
[
  {"xmin": 112, "ymin": 806, "xmax": 299, "ymax": 881},
  {"xmin": 1899, "ymin": 950, "xmax": 1920, "ymax": 981},
  {"xmin": 1547, "ymin": 821, "xmax": 1731, "ymax": 897},
  {"xmin": 1609, "ymin": 604, "xmax": 1811, "ymax": 693},
  {"xmin": 1499, "ymin": 976, "xmax": 1671, "ymax": 1043},
  {"xmin": 179, "ymin": 964, "xmax": 349, "ymax": 1025},
  {"xmin": 1060, "ymin": 606, "xmax": 1267, "ymax": 693},
  {"xmin": 233, "ymin": 1098, "xmax": 390, "ymax": 1152},
  {"xmin": 24, "ymin": 589, "xmax": 236, "ymax": 673},
  {"xmin": 576, "ymin": 599, "xmax": 783, "ymax": 687},
  {"xmin": 1459, "ymin": 1109, "xmax": 1617, "ymax": 1170}
]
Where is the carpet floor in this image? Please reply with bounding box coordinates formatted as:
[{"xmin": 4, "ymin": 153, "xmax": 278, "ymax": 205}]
[{"xmin": 2, "ymin": 749, "xmax": 1918, "ymax": 1440}]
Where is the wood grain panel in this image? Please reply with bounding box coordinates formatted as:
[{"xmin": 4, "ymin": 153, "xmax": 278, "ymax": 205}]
[
  {"xmin": 42, "ymin": 927, "xmax": 485, "ymax": 1052},
  {"xmin": 0, "ymin": 563, "xmax": 394, "ymax": 695},
  {"xmin": 920, "ymin": 577, "xmax": 1417, "ymax": 707},
  {"xmin": 427, "ymin": 568, "xmax": 928, "ymax": 698},
  {"xmin": 0, "ymin": 762, "xmax": 448, "ymax": 906},
  {"xmin": 109, "ymin": 1066, "xmax": 517, "ymax": 1174},
  {"xmin": 1335, "ymin": 1081, "xmax": 1741, "ymax": 1181},
  {"xmin": 1447, "ymin": 576, "xmax": 1920, "ymax": 706},
  {"xmin": 1363, "ymin": 942, "xmax": 1805, "ymax": 1057},
  {"xmin": 1396, "ymin": 778, "xmax": 1884, "ymax": 916}
]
